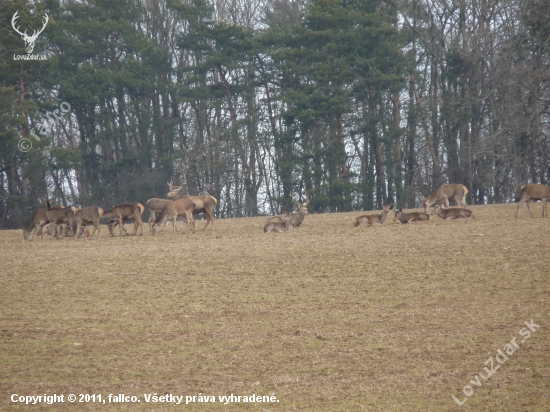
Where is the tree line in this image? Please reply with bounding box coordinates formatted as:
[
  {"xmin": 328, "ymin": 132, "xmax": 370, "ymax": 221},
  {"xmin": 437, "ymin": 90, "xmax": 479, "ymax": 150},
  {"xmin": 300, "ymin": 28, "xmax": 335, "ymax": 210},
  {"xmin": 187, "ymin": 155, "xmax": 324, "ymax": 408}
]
[{"xmin": 1, "ymin": 0, "xmax": 549, "ymax": 229}]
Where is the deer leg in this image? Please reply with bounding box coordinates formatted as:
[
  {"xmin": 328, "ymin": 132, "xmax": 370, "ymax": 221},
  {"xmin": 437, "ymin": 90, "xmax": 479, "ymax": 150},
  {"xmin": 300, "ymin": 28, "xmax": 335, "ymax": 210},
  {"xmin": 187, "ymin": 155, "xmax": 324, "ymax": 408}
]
[
  {"xmin": 148, "ymin": 211, "xmax": 156, "ymax": 232},
  {"xmin": 516, "ymin": 198, "xmax": 526, "ymax": 218},
  {"xmin": 526, "ymin": 200, "xmax": 533, "ymax": 217},
  {"xmin": 543, "ymin": 199, "xmax": 547, "ymax": 217}
]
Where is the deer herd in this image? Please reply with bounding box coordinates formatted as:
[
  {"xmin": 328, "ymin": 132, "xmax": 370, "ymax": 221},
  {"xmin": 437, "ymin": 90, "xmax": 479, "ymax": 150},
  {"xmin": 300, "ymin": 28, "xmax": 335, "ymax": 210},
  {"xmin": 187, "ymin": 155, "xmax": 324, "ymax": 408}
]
[{"xmin": 21, "ymin": 181, "xmax": 550, "ymax": 241}]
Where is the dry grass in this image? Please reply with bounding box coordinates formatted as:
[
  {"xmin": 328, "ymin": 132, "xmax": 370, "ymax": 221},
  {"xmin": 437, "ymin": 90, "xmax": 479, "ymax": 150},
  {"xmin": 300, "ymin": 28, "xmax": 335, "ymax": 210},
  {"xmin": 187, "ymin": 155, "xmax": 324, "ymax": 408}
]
[{"xmin": 1, "ymin": 203, "xmax": 549, "ymax": 411}]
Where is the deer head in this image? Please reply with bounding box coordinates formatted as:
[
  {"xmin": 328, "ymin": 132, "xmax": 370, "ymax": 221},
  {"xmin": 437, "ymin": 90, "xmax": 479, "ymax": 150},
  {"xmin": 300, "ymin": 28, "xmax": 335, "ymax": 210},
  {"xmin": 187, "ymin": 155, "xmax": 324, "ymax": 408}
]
[
  {"xmin": 167, "ymin": 180, "xmax": 183, "ymax": 198},
  {"xmin": 12, "ymin": 11, "xmax": 49, "ymax": 54}
]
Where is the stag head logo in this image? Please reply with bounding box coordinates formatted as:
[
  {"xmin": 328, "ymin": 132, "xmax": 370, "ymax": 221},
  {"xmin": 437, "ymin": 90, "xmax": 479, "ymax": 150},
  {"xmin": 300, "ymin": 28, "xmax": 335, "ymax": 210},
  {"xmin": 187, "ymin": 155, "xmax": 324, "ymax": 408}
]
[{"xmin": 12, "ymin": 11, "xmax": 49, "ymax": 54}]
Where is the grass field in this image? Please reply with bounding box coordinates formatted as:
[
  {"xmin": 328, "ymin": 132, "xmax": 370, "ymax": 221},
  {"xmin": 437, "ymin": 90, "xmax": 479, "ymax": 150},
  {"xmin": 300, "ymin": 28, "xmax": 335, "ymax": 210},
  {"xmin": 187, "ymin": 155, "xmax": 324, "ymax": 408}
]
[{"xmin": 1, "ymin": 203, "xmax": 549, "ymax": 411}]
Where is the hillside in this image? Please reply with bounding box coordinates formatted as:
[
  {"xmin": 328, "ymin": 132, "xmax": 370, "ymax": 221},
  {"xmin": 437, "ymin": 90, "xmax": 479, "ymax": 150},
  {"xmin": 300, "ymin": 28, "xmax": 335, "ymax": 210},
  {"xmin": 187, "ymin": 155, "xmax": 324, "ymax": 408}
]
[{"xmin": 1, "ymin": 203, "xmax": 549, "ymax": 411}]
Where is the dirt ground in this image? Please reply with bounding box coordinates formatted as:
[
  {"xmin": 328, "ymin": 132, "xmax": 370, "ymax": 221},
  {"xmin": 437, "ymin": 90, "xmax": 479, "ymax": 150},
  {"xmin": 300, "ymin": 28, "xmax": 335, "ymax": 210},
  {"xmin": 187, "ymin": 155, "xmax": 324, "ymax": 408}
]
[{"xmin": 1, "ymin": 203, "xmax": 549, "ymax": 411}]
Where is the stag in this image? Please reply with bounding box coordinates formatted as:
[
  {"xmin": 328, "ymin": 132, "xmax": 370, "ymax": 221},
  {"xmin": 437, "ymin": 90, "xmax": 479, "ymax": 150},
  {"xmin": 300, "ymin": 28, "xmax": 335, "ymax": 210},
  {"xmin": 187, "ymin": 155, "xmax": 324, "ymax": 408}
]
[
  {"xmin": 515, "ymin": 183, "xmax": 550, "ymax": 218},
  {"xmin": 393, "ymin": 209, "xmax": 431, "ymax": 224},
  {"xmin": 287, "ymin": 193, "xmax": 310, "ymax": 227},
  {"xmin": 167, "ymin": 181, "xmax": 218, "ymax": 230},
  {"xmin": 42, "ymin": 198, "xmax": 79, "ymax": 239},
  {"xmin": 431, "ymin": 205, "xmax": 475, "ymax": 220},
  {"xmin": 264, "ymin": 212, "xmax": 292, "ymax": 233},
  {"xmin": 12, "ymin": 11, "xmax": 49, "ymax": 54},
  {"xmin": 103, "ymin": 203, "xmax": 145, "ymax": 236},
  {"xmin": 71, "ymin": 206, "xmax": 104, "ymax": 240},
  {"xmin": 354, "ymin": 203, "xmax": 392, "ymax": 227},
  {"xmin": 422, "ymin": 184, "xmax": 468, "ymax": 213},
  {"xmin": 152, "ymin": 198, "xmax": 196, "ymax": 235}
]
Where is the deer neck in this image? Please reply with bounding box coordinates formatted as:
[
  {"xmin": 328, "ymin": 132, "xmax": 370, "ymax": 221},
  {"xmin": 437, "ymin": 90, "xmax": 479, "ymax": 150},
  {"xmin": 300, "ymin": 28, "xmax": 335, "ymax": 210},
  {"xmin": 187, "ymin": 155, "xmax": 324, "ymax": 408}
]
[{"xmin": 380, "ymin": 210, "xmax": 389, "ymax": 224}]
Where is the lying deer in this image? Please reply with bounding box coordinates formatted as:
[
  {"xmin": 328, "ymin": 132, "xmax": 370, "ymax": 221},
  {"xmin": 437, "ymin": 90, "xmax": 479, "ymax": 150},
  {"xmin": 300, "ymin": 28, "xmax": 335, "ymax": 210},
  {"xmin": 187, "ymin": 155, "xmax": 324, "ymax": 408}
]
[
  {"xmin": 354, "ymin": 203, "xmax": 392, "ymax": 227},
  {"xmin": 431, "ymin": 204, "xmax": 475, "ymax": 220},
  {"xmin": 288, "ymin": 193, "xmax": 310, "ymax": 227},
  {"xmin": 515, "ymin": 183, "xmax": 550, "ymax": 218},
  {"xmin": 103, "ymin": 202, "xmax": 145, "ymax": 236},
  {"xmin": 422, "ymin": 183, "xmax": 468, "ymax": 213},
  {"xmin": 393, "ymin": 209, "xmax": 431, "ymax": 223},
  {"xmin": 71, "ymin": 206, "xmax": 104, "ymax": 240},
  {"xmin": 167, "ymin": 181, "xmax": 218, "ymax": 230},
  {"xmin": 152, "ymin": 197, "xmax": 196, "ymax": 235},
  {"xmin": 264, "ymin": 212, "xmax": 292, "ymax": 233}
]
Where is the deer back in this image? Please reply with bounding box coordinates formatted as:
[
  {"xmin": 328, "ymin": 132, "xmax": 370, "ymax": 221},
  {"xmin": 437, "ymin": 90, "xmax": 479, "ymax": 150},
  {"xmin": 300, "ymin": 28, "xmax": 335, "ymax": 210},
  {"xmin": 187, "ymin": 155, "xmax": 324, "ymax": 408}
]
[{"xmin": 520, "ymin": 183, "xmax": 550, "ymax": 201}]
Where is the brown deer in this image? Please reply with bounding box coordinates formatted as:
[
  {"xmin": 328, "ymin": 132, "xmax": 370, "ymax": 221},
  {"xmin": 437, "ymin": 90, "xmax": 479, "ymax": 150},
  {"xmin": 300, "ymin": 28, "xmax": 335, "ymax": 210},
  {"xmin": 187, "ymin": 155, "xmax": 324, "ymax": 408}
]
[
  {"xmin": 354, "ymin": 203, "xmax": 392, "ymax": 227},
  {"xmin": 422, "ymin": 184, "xmax": 468, "ymax": 213},
  {"xmin": 145, "ymin": 198, "xmax": 174, "ymax": 231},
  {"xmin": 23, "ymin": 208, "xmax": 54, "ymax": 241},
  {"xmin": 152, "ymin": 197, "xmax": 196, "ymax": 235},
  {"xmin": 287, "ymin": 193, "xmax": 310, "ymax": 227},
  {"xmin": 264, "ymin": 212, "xmax": 292, "ymax": 233},
  {"xmin": 431, "ymin": 204, "xmax": 475, "ymax": 220},
  {"xmin": 515, "ymin": 183, "xmax": 550, "ymax": 218},
  {"xmin": 103, "ymin": 203, "xmax": 145, "ymax": 236},
  {"xmin": 71, "ymin": 206, "xmax": 104, "ymax": 240},
  {"xmin": 42, "ymin": 198, "xmax": 79, "ymax": 239},
  {"xmin": 167, "ymin": 181, "xmax": 218, "ymax": 230},
  {"xmin": 393, "ymin": 209, "xmax": 431, "ymax": 223}
]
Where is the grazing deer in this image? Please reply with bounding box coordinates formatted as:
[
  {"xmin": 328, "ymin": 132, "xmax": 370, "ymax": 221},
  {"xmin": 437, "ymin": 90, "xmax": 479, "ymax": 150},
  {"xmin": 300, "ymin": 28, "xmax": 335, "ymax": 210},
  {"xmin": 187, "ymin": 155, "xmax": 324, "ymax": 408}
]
[
  {"xmin": 515, "ymin": 183, "xmax": 550, "ymax": 218},
  {"xmin": 71, "ymin": 206, "xmax": 104, "ymax": 240},
  {"xmin": 167, "ymin": 181, "xmax": 218, "ymax": 230},
  {"xmin": 354, "ymin": 203, "xmax": 392, "ymax": 227},
  {"xmin": 152, "ymin": 197, "xmax": 196, "ymax": 235},
  {"xmin": 103, "ymin": 203, "xmax": 145, "ymax": 236},
  {"xmin": 393, "ymin": 209, "xmax": 431, "ymax": 224},
  {"xmin": 145, "ymin": 198, "xmax": 174, "ymax": 231},
  {"xmin": 422, "ymin": 183, "xmax": 468, "ymax": 213},
  {"xmin": 264, "ymin": 212, "xmax": 292, "ymax": 233},
  {"xmin": 23, "ymin": 208, "xmax": 52, "ymax": 241},
  {"xmin": 431, "ymin": 204, "xmax": 475, "ymax": 220},
  {"xmin": 42, "ymin": 198, "xmax": 79, "ymax": 239}
]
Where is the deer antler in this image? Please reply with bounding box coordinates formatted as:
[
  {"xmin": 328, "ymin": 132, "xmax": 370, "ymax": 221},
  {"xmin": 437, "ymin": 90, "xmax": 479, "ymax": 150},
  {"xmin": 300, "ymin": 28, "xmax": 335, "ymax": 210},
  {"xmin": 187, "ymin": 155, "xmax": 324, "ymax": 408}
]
[
  {"xmin": 11, "ymin": 11, "xmax": 26, "ymax": 37},
  {"xmin": 32, "ymin": 14, "xmax": 49, "ymax": 39},
  {"xmin": 167, "ymin": 180, "xmax": 174, "ymax": 190}
]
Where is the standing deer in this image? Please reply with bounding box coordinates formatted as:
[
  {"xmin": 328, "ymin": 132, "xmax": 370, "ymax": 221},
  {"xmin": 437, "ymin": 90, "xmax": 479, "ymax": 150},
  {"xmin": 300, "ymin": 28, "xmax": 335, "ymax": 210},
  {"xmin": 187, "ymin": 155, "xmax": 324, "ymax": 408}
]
[
  {"xmin": 152, "ymin": 198, "xmax": 196, "ymax": 235},
  {"xmin": 354, "ymin": 203, "xmax": 392, "ymax": 227},
  {"xmin": 264, "ymin": 212, "xmax": 292, "ymax": 233},
  {"xmin": 393, "ymin": 209, "xmax": 431, "ymax": 224},
  {"xmin": 42, "ymin": 198, "xmax": 79, "ymax": 239},
  {"xmin": 431, "ymin": 205, "xmax": 475, "ymax": 220},
  {"xmin": 166, "ymin": 181, "xmax": 218, "ymax": 230},
  {"xmin": 103, "ymin": 203, "xmax": 145, "ymax": 236},
  {"xmin": 515, "ymin": 183, "xmax": 550, "ymax": 218},
  {"xmin": 422, "ymin": 184, "xmax": 468, "ymax": 213},
  {"xmin": 146, "ymin": 198, "xmax": 174, "ymax": 231},
  {"xmin": 71, "ymin": 206, "xmax": 104, "ymax": 240},
  {"xmin": 23, "ymin": 208, "xmax": 54, "ymax": 241}
]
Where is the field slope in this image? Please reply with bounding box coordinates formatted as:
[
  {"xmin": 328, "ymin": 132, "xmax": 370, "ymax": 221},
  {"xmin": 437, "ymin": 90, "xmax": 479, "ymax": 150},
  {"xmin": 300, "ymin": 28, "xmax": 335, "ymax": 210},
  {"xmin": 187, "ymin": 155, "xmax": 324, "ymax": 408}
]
[{"xmin": 1, "ymin": 203, "xmax": 549, "ymax": 411}]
